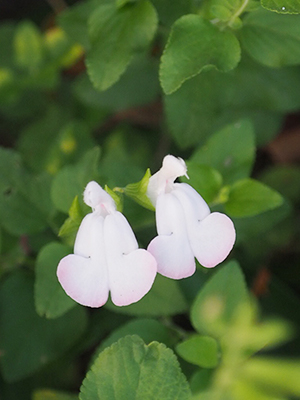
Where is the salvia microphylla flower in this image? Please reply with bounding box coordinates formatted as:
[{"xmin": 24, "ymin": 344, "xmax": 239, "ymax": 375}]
[
  {"xmin": 147, "ymin": 155, "xmax": 236, "ymax": 279},
  {"xmin": 57, "ymin": 181, "xmax": 157, "ymax": 308}
]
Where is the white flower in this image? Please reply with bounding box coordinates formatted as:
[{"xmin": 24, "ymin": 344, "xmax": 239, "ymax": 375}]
[
  {"xmin": 147, "ymin": 155, "xmax": 236, "ymax": 279},
  {"xmin": 57, "ymin": 181, "xmax": 157, "ymax": 308}
]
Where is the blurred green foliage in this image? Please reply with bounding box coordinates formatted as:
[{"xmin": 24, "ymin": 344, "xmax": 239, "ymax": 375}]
[{"xmin": 0, "ymin": 0, "xmax": 300, "ymax": 399}]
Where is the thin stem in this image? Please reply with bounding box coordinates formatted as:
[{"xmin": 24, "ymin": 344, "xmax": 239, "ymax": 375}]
[{"xmin": 227, "ymin": 0, "xmax": 249, "ymax": 26}]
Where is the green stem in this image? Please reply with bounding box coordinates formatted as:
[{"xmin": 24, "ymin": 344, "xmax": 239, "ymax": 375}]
[{"xmin": 227, "ymin": 0, "xmax": 249, "ymax": 26}]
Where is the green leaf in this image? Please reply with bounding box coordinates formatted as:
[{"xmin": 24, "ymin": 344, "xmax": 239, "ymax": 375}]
[
  {"xmin": 241, "ymin": 8, "xmax": 300, "ymax": 67},
  {"xmin": 0, "ymin": 271, "xmax": 87, "ymax": 382},
  {"xmin": 106, "ymin": 274, "xmax": 188, "ymax": 316},
  {"xmin": 35, "ymin": 242, "xmax": 76, "ymax": 319},
  {"xmin": 51, "ymin": 147, "xmax": 101, "ymax": 213},
  {"xmin": 58, "ymin": 196, "xmax": 85, "ymax": 244},
  {"xmin": 225, "ymin": 178, "xmax": 284, "ymax": 217},
  {"xmin": 75, "ymin": 55, "xmax": 159, "ymax": 112},
  {"xmin": 191, "ymin": 120, "xmax": 256, "ymax": 185},
  {"xmin": 124, "ymin": 168, "xmax": 155, "ymax": 210},
  {"xmin": 208, "ymin": 0, "xmax": 260, "ymax": 24},
  {"xmin": 176, "ymin": 335, "xmax": 219, "ymax": 368},
  {"xmin": 241, "ymin": 357, "xmax": 300, "ymax": 396},
  {"xmin": 94, "ymin": 318, "xmax": 176, "ymax": 359},
  {"xmin": 180, "ymin": 163, "xmax": 223, "ymax": 204},
  {"xmin": 164, "ymin": 57, "xmax": 300, "ymax": 148},
  {"xmin": 104, "ymin": 185, "xmax": 123, "ymax": 212},
  {"xmin": 261, "ymin": 0, "xmax": 300, "ymax": 14},
  {"xmin": 13, "ymin": 20, "xmax": 44, "ymax": 71},
  {"xmin": 232, "ymin": 378, "xmax": 287, "ymax": 400},
  {"xmin": 33, "ymin": 389, "xmax": 78, "ymax": 400},
  {"xmin": 191, "ymin": 261, "xmax": 248, "ymax": 336},
  {"xmin": 58, "ymin": 0, "xmax": 99, "ymax": 49},
  {"xmin": 160, "ymin": 15, "xmax": 241, "ymax": 94},
  {"xmin": 86, "ymin": 0, "xmax": 158, "ymax": 91},
  {"xmin": 241, "ymin": 319, "xmax": 293, "ymax": 353},
  {"xmin": 0, "ymin": 147, "xmax": 54, "ymax": 235},
  {"xmin": 116, "ymin": 0, "xmax": 138, "ymax": 8},
  {"xmin": 151, "ymin": 0, "xmax": 193, "ymax": 27},
  {"xmin": 80, "ymin": 335, "xmax": 192, "ymax": 400}
]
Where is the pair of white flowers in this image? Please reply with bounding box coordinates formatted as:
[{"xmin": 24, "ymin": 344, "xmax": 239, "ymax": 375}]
[{"xmin": 57, "ymin": 155, "xmax": 236, "ymax": 307}]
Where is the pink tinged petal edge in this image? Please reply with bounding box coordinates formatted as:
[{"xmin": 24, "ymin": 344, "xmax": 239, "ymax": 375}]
[
  {"xmin": 109, "ymin": 249, "xmax": 157, "ymax": 306},
  {"xmin": 57, "ymin": 211, "xmax": 109, "ymax": 308},
  {"xmin": 190, "ymin": 212, "xmax": 236, "ymax": 268},
  {"xmin": 104, "ymin": 212, "xmax": 157, "ymax": 306},
  {"xmin": 148, "ymin": 192, "xmax": 195, "ymax": 279},
  {"xmin": 57, "ymin": 255, "xmax": 109, "ymax": 308},
  {"xmin": 148, "ymin": 235, "xmax": 195, "ymax": 279}
]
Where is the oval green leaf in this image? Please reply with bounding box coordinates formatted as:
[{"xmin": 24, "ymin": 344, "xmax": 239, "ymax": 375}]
[
  {"xmin": 80, "ymin": 335, "xmax": 191, "ymax": 400},
  {"xmin": 225, "ymin": 178, "xmax": 283, "ymax": 217},
  {"xmin": 261, "ymin": 0, "xmax": 300, "ymax": 14},
  {"xmin": 160, "ymin": 14, "xmax": 241, "ymax": 94},
  {"xmin": 176, "ymin": 335, "xmax": 219, "ymax": 368}
]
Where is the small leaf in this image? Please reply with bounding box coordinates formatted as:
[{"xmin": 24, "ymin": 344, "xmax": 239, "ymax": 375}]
[
  {"xmin": 35, "ymin": 242, "xmax": 76, "ymax": 319},
  {"xmin": 261, "ymin": 0, "xmax": 300, "ymax": 14},
  {"xmin": 80, "ymin": 335, "xmax": 192, "ymax": 400},
  {"xmin": 191, "ymin": 120, "xmax": 256, "ymax": 185},
  {"xmin": 225, "ymin": 178, "xmax": 283, "ymax": 217},
  {"xmin": 241, "ymin": 357, "xmax": 300, "ymax": 396},
  {"xmin": 176, "ymin": 335, "xmax": 219, "ymax": 368},
  {"xmin": 191, "ymin": 261, "xmax": 248, "ymax": 336},
  {"xmin": 242, "ymin": 319, "xmax": 293, "ymax": 352},
  {"xmin": 160, "ymin": 14, "xmax": 241, "ymax": 94},
  {"xmin": 124, "ymin": 168, "xmax": 155, "ymax": 211},
  {"xmin": 104, "ymin": 185, "xmax": 123, "ymax": 212},
  {"xmin": 14, "ymin": 20, "xmax": 44, "ymax": 70},
  {"xmin": 59, "ymin": 196, "xmax": 85, "ymax": 243},
  {"xmin": 241, "ymin": 8, "xmax": 300, "ymax": 67},
  {"xmin": 86, "ymin": 0, "xmax": 158, "ymax": 91}
]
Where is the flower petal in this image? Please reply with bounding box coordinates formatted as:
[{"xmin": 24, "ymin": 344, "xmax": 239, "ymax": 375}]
[
  {"xmin": 73, "ymin": 213, "xmax": 100, "ymax": 257},
  {"xmin": 148, "ymin": 193, "xmax": 195, "ymax": 279},
  {"xmin": 147, "ymin": 155, "xmax": 188, "ymax": 205},
  {"xmin": 104, "ymin": 212, "xmax": 157, "ymax": 306},
  {"xmin": 57, "ymin": 255, "xmax": 109, "ymax": 307},
  {"xmin": 57, "ymin": 212, "xmax": 109, "ymax": 307},
  {"xmin": 189, "ymin": 212, "xmax": 236, "ymax": 268},
  {"xmin": 84, "ymin": 181, "xmax": 116, "ymax": 214},
  {"xmin": 173, "ymin": 182, "xmax": 210, "ymax": 223},
  {"xmin": 108, "ymin": 249, "xmax": 157, "ymax": 306}
]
